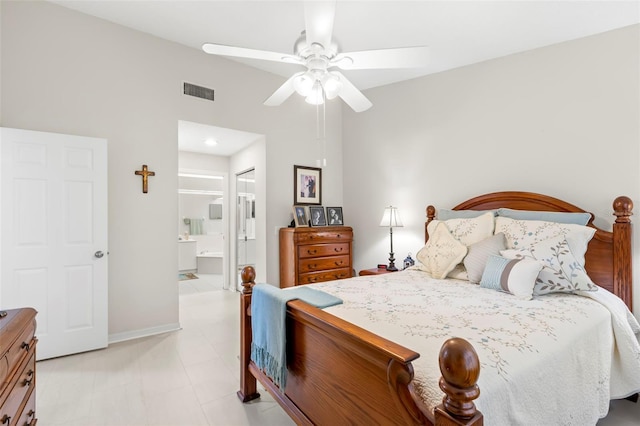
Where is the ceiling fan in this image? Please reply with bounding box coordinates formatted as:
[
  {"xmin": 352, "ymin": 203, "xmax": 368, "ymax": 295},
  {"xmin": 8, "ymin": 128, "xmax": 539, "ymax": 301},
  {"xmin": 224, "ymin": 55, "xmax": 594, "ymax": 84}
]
[{"xmin": 202, "ymin": 2, "xmax": 428, "ymax": 112}]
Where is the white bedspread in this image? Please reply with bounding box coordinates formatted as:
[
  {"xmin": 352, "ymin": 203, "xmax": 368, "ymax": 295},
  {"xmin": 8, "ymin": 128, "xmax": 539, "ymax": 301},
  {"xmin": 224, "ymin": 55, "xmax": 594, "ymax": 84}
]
[{"xmin": 310, "ymin": 270, "xmax": 640, "ymax": 426}]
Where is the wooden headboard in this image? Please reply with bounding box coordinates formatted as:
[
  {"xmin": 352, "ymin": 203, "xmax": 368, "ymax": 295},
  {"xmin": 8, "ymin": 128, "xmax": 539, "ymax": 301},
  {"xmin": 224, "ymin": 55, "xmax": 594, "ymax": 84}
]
[{"xmin": 425, "ymin": 191, "xmax": 633, "ymax": 311}]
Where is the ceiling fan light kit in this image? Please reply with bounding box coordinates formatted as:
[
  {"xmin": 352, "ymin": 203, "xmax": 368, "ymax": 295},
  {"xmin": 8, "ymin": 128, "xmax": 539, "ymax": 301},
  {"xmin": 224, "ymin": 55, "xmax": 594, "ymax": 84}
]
[{"xmin": 202, "ymin": 1, "xmax": 428, "ymax": 113}]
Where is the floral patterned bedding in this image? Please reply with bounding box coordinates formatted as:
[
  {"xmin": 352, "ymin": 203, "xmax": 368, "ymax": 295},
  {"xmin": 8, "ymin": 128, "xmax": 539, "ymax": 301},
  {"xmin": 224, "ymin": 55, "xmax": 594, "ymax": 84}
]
[{"xmin": 310, "ymin": 270, "xmax": 640, "ymax": 425}]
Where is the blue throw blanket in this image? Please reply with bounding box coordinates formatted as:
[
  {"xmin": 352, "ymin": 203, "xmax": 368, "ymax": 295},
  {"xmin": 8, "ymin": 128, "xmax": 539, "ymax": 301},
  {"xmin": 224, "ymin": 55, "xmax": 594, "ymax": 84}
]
[{"xmin": 250, "ymin": 284, "xmax": 343, "ymax": 392}]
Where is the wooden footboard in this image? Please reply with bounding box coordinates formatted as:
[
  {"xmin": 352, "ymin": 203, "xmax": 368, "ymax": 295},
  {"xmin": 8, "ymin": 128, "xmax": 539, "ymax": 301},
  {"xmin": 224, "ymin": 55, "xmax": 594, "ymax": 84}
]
[{"xmin": 238, "ymin": 267, "xmax": 483, "ymax": 425}]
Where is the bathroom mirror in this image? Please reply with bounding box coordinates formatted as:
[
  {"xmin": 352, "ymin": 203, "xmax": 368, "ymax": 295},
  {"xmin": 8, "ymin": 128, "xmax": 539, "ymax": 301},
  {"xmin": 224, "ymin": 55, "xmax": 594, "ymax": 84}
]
[{"xmin": 209, "ymin": 204, "xmax": 222, "ymax": 220}]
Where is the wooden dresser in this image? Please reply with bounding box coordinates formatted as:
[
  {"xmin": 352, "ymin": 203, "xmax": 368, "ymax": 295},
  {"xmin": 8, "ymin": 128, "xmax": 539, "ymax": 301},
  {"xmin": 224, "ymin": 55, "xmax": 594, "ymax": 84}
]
[
  {"xmin": 0, "ymin": 308, "xmax": 37, "ymax": 426},
  {"xmin": 279, "ymin": 226, "xmax": 353, "ymax": 287}
]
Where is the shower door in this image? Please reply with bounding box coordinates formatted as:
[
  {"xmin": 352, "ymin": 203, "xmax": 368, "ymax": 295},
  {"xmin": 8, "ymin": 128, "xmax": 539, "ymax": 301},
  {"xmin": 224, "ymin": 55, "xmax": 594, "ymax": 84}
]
[{"xmin": 236, "ymin": 168, "xmax": 255, "ymax": 290}]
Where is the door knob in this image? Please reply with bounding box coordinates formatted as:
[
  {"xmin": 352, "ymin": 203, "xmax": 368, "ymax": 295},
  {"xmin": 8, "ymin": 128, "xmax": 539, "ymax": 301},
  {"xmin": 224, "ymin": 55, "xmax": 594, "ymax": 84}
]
[{"xmin": 94, "ymin": 251, "xmax": 104, "ymax": 258}]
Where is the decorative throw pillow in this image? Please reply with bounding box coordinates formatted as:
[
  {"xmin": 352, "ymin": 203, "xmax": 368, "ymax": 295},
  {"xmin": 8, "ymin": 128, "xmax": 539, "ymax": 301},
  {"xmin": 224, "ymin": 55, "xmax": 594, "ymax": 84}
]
[
  {"xmin": 437, "ymin": 209, "xmax": 496, "ymax": 221},
  {"xmin": 427, "ymin": 211, "xmax": 495, "ymax": 247},
  {"xmin": 464, "ymin": 233, "xmax": 507, "ymax": 283},
  {"xmin": 496, "ymin": 208, "xmax": 592, "ymax": 226},
  {"xmin": 501, "ymin": 235, "xmax": 598, "ymax": 295},
  {"xmin": 416, "ymin": 222, "xmax": 467, "ymax": 279},
  {"xmin": 479, "ymin": 254, "xmax": 543, "ymax": 300},
  {"xmin": 494, "ymin": 217, "xmax": 595, "ymax": 266}
]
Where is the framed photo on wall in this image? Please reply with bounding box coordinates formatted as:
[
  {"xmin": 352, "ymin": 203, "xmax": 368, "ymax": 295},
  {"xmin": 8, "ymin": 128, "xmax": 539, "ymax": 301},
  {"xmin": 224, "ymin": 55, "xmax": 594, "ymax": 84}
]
[
  {"xmin": 309, "ymin": 206, "xmax": 327, "ymax": 226},
  {"xmin": 292, "ymin": 205, "xmax": 309, "ymax": 227},
  {"xmin": 326, "ymin": 207, "xmax": 343, "ymax": 225},
  {"xmin": 294, "ymin": 165, "xmax": 322, "ymax": 205}
]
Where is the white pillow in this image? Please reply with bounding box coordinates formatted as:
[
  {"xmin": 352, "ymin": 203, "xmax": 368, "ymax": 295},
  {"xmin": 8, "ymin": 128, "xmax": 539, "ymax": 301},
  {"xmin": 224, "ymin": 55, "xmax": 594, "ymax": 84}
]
[
  {"xmin": 479, "ymin": 254, "xmax": 544, "ymax": 300},
  {"xmin": 501, "ymin": 235, "xmax": 598, "ymax": 295},
  {"xmin": 416, "ymin": 222, "xmax": 468, "ymax": 279},
  {"xmin": 427, "ymin": 212, "xmax": 495, "ymax": 247},
  {"xmin": 494, "ymin": 216, "xmax": 595, "ymax": 266}
]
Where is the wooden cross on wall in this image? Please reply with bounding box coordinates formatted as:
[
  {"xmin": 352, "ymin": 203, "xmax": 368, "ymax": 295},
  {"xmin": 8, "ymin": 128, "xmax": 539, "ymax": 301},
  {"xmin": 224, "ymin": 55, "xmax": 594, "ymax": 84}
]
[{"xmin": 134, "ymin": 164, "xmax": 155, "ymax": 193}]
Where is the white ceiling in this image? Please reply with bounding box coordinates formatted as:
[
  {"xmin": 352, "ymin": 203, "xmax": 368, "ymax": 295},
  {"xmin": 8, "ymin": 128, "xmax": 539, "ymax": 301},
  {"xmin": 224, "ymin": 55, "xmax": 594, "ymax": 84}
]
[
  {"xmin": 49, "ymin": 1, "xmax": 640, "ymax": 155},
  {"xmin": 178, "ymin": 120, "xmax": 263, "ymax": 156}
]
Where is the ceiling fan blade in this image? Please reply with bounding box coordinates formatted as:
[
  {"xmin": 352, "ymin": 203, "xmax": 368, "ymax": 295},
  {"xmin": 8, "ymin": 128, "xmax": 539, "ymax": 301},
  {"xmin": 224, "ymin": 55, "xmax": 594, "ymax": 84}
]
[
  {"xmin": 333, "ymin": 72, "xmax": 372, "ymax": 113},
  {"xmin": 202, "ymin": 43, "xmax": 302, "ymax": 64},
  {"xmin": 304, "ymin": 1, "xmax": 336, "ymax": 50},
  {"xmin": 333, "ymin": 46, "xmax": 429, "ymax": 70},
  {"xmin": 264, "ymin": 73, "xmax": 303, "ymax": 106}
]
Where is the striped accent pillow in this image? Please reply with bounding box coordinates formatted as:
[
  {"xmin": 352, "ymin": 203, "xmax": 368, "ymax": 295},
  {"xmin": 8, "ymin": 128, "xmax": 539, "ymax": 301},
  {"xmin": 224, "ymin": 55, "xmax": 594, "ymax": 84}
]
[
  {"xmin": 479, "ymin": 254, "xmax": 543, "ymax": 300},
  {"xmin": 464, "ymin": 233, "xmax": 507, "ymax": 283}
]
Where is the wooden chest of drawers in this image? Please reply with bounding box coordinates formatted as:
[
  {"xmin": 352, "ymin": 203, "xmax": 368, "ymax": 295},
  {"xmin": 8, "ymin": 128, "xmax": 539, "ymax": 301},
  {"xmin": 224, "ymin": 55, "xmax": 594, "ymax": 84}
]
[
  {"xmin": 279, "ymin": 226, "xmax": 353, "ymax": 287},
  {"xmin": 0, "ymin": 308, "xmax": 37, "ymax": 426}
]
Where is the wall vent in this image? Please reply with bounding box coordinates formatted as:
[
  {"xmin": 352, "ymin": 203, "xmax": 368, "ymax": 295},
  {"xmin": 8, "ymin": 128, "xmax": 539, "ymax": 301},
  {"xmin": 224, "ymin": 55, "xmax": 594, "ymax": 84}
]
[{"xmin": 183, "ymin": 82, "xmax": 214, "ymax": 102}]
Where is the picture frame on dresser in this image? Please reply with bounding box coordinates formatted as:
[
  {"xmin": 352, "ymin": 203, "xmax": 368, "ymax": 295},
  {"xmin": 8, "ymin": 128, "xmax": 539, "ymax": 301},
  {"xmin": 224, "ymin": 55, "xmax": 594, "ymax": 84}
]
[
  {"xmin": 292, "ymin": 205, "xmax": 309, "ymax": 227},
  {"xmin": 309, "ymin": 206, "xmax": 327, "ymax": 226},
  {"xmin": 326, "ymin": 207, "xmax": 343, "ymax": 225},
  {"xmin": 294, "ymin": 164, "xmax": 322, "ymax": 205}
]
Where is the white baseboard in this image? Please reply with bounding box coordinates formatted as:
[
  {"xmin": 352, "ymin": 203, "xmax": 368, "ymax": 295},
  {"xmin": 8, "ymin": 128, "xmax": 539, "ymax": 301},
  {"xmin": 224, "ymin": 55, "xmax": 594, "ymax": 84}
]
[{"xmin": 108, "ymin": 322, "xmax": 182, "ymax": 344}]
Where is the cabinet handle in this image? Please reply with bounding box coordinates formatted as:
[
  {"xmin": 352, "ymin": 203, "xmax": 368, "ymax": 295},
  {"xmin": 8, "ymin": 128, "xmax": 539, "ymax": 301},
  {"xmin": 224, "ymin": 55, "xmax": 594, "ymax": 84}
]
[
  {"xmin": 308, "ymin": 264, "xmax": 317, "ymax": 269},
  {"xmin": 334, "ymin": 261, "xmax": 343, "ymax": 266},
  {"xmin": 307, "ymin": 249, "xmax": 317, "ymax": 255},
  {"xmin": 21, "ymin": 341, "xmax": 30, "ymax": 351},
  {"xmin": 28, "ymin": 410, "xmax": 35, "ymax": 417},
  {"xmin": 23, "ymin": 368, "xmax": 34, "ymax": 386},
  {"xmin": 1, "ymin": 415, "xmax": 10, "ymax": 425},
  {"xmin": 333, "ymin": 247, "xmax": 343, "ymax": 252}
]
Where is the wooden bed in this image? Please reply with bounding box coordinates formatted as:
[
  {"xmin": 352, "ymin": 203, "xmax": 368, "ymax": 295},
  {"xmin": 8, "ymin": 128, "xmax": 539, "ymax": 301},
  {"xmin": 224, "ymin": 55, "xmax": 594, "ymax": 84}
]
[{"xmin": 238, "ymin": 191, "xmax": 634, "ymax": 425}]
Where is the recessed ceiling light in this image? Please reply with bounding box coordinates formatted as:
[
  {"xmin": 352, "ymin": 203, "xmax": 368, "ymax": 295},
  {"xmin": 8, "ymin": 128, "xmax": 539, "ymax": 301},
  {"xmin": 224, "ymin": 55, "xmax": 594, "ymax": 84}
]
[{"xmin": 205, "ymin": 138, "xmax": 218, "ymax": 146}]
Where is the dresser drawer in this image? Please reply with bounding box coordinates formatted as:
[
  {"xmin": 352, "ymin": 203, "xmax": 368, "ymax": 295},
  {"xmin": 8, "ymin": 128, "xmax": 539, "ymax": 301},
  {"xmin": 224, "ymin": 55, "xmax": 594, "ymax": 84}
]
[
  {"xmin": 0, "ymin": 355, "xmax": 8, "ymax": 387},
  {"xmin": 15, "ymin": 387, "xmax": 36, "ymax": 426},
  {"xmin": 298, "ymin": 268, "xmax": 352, "ymax": 284},
  {"xmin": 0, "ymin": 353, "xmax": 35, "ymax": 426},
  {"xmin": 295, "ymin": 229, "xmax": 353, "ymax": 244},
  {"xmin": 298, "ymin": 243, "xmax": 349, "ymax": 259},
  {"xmin": 299, "ymin": 255, "xmax": 350, "ymax": 273},
  {"xmin": 5, "ymin": 323, "xmax": 35, "ymax": 377}
]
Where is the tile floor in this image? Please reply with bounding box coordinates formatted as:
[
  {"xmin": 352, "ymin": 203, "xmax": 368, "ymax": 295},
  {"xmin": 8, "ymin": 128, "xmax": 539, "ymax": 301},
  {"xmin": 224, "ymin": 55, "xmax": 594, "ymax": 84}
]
[
  {"xmin": 35, "ymin": 273, "xmax": 639, "ymax": 425},
  {"xmin": 36, "ymin": 274, "xmax": 294, "ymax": 426}
]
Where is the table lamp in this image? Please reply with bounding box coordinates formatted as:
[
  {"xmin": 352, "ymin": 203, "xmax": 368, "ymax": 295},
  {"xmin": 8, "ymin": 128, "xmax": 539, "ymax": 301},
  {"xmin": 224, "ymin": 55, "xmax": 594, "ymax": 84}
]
[{"xmin": 380, "ymin": 206, "xmax": 403, "ymax": 271}]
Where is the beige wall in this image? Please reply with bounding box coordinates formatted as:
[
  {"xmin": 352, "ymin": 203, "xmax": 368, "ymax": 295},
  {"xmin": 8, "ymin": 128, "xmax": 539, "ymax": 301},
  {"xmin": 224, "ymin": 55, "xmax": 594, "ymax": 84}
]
[
  {"xmin": 343, "ymin": 24, "xmax": 640, "ymax": 316},
  {"xmin": 0, "ymin": 1, "xmax": 343, "ymax": 339}
]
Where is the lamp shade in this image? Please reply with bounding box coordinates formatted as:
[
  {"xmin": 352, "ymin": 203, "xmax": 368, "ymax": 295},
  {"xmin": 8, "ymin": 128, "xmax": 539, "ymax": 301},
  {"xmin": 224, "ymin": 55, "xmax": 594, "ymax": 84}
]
[{"xmin": 380, "ymin": 206, "xmax": 403, "ymax": 228}]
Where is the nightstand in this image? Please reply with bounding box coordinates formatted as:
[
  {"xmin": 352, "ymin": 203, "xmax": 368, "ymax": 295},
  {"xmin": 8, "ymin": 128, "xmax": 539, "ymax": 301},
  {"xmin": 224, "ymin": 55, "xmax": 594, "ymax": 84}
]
[{"xmin": 359, "ymin": 268, "xmax": 396, "ymax": 276}]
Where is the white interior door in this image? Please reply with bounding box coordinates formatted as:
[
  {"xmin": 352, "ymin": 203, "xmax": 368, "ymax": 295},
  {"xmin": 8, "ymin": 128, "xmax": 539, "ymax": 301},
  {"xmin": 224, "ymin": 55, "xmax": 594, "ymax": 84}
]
[{"xmin": 0, "ymin": 127, "xmax": 108, "ymax": 360}]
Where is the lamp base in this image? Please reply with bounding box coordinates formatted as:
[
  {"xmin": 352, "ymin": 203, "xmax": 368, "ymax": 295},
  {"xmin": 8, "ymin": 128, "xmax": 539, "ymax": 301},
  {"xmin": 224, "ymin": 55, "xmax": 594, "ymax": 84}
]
[{"xmin": 387, "ymin": 252, "xmax": 398, "ymax": 271}]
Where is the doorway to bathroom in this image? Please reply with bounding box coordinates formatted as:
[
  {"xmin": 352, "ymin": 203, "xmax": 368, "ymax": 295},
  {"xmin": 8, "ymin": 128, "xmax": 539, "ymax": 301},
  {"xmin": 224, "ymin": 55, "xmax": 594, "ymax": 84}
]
[{"xmin": 177, "ymin": 120, "xmax": 264, "ymax": 294}]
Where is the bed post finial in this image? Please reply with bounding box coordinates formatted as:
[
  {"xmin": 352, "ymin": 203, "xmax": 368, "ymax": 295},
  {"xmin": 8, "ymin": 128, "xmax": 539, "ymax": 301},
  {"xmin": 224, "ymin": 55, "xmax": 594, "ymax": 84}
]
[
  {"xmin": 241, "ymin": 265, "xmax": 256, "ymax": 294},
  {"xmin": 614, "ymin": 196, "xmax": 633, "ymax": 223},
  {"xmin": 238, "ymin": 265, "xmax": 260, "ymax": 403},
  {"xmin": 435, "ymin": 337, "xmax": 483, "ymax": 425}
]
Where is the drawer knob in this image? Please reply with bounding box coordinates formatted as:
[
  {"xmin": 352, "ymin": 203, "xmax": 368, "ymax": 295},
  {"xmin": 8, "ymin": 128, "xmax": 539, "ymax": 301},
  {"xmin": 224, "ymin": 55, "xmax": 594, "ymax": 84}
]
[
  {"xmin": 21, "ymin": 341, "xmax": 30, "ymax": 351},
  {"xmin": 1, "ymin": 415, "xmax": 10, "ymax": 425},
  {"xmin": 23, "ymin": 368, "xmax": 35, "ymax": 386}
]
